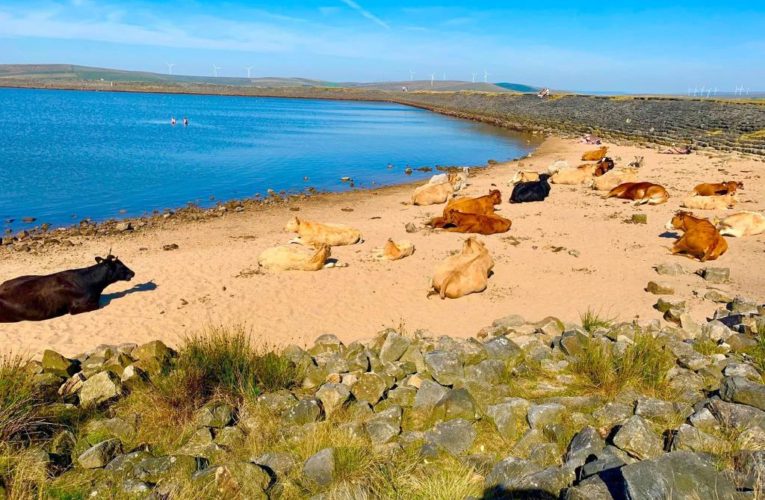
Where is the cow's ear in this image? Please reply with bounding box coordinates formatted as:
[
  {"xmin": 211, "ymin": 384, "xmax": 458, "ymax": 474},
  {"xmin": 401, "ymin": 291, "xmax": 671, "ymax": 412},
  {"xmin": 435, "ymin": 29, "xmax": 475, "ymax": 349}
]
[{"xmin": 95, "ymin": 256, "xmax": 103, "ymax": 263}]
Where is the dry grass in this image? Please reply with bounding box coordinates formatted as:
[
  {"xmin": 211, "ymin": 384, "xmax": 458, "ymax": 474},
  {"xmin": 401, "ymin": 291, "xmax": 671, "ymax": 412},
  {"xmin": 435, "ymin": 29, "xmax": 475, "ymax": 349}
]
[{"xmin": 739, "ymin": 129, "xmax": 765, "ymax": 141}]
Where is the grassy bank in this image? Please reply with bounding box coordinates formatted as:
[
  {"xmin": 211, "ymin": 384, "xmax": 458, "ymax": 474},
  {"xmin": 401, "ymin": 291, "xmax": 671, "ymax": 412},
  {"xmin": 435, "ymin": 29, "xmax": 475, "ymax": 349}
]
[{"xmin": 1, "ymin": 297, "xmax": 764, "ymax": 498}]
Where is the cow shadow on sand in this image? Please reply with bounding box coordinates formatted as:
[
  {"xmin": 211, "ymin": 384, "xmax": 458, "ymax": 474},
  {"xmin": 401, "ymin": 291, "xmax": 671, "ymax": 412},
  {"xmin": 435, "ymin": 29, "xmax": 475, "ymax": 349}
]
[
  {"xmin": 658, "ymin": 231, "xmax": 679, "ymax": 239},
  {"xmin": 100, "ymin": 281, "xmax": 157, "ymax": 307}
]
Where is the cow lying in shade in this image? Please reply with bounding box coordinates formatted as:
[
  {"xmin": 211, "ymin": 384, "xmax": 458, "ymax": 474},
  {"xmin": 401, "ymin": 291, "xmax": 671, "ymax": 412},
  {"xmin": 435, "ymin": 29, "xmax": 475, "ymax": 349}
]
[
  {"xmin": 590, "ymin": 167, "xmax": 639, "ymax": 191},
  {"xmin": 665, "ymin": 211, "xmax": 728, "ymax": 261},
  {"xmin": 434, "ymin": 211, "xmax": 512, "ymax": 235},
  {"xmin": 716, "ymin": 211, "xmax": 765, "ymax": 237},
  {"xmin": 581, "ymin": 146, "xmax": 608, "ymax": 161},
  {"xmin": 510, "ymin": 174, "xmax": 551, "ymax": 203},
  {"xmin": 372, "ymin": 239, "xmax": 415, "ymax": 261},
  {"xmin": 285, "ymin": 217, "xmax": 362, "ymax": 247},
  {"xmin": 692, "ymin": 181, "xmax": 743, "ymax": 196},
  {"xmin": 430, "ymin": 237, "xmax": 494, "ymax": 299},
  {"xmin": 0, "ymin": 255, "xmax": 135, "ymax": 323},
  {"xmin": 681, "ymin": 194, "xmax": 736, "ymax": 210},
  {"xmin": 258, "ymin": 244, "xmax": 332, "ymax": 271},
  {"xmin": 606, "ymin": 182, "xmax": 669, "ymax": 205}
]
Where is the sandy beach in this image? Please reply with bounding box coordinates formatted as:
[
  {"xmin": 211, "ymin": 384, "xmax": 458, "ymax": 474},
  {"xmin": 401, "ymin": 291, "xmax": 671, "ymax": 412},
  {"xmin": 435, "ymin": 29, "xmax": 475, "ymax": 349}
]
[{"xmin": 1, "ymin": 136, "xmax": 763, "ymax": 357}]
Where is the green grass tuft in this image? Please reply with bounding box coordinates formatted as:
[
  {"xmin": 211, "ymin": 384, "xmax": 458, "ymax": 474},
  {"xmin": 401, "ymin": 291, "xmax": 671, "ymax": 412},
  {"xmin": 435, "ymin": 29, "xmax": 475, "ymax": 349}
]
[
  {"xmin": 580, "ymin": 308, "xmax": 615, "ymax": 333},
  {"xmin": 175, "ymin": 324, "xmax": 303, "ymax": 402},
  {"xmin": 572, "ymin": 332, "xmax": 676, "ymax": 399}
]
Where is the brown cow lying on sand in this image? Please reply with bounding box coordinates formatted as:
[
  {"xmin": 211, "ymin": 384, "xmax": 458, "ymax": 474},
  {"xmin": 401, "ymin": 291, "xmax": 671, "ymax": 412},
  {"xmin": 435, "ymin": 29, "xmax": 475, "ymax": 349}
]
[
  {"xmin": 716, "ymin": 211, "xmax": 765, "ymax": 237},
  {"xmin": 430, "ymin": 190, "xmax": 502, "ymax": 227},
  {"xmin": 590, "ymin": 167, "xmax": 639, "ymax": 191},
  {"xmin": 436, "ymin": 211, "xmax": 512, "ymax": 235},
  {"xmin": 681, "ymin": 194, "xmax": 736, "ymax": 210},
  {"xmin": 372, "ymin": 239, "xmax": 415, "ymax": 261},
  {"xmin": 606, "ymin": 182, "xmax": 669, "ymax": 205},
  {"xmin": 581, "ymin": 146, "xmax": 608, "ymax": 161},
  {"xmin": 665, "ymin": 211, "xmax": 728, "ymax": 261},
  {"xmin": 258, "ymin": 244, "xmax": 333, "ymax": 271},
  {"xmin": 430, "ymin": 237, "xmax": 494, "ymax": 299},
  {"xmin": 445, "ymin": 189, "xmax": 502, "ymax": 216},
  {"xmin": 285, "ymin": 217, "xmax": 362, "ymax": 246},
  {"xmin": 692, "ymin": 181, "xmax": 743, "ymax": 196},
  {"xmin": 412, "ymin": 180, "xmax": 454, "ymax": 206}
]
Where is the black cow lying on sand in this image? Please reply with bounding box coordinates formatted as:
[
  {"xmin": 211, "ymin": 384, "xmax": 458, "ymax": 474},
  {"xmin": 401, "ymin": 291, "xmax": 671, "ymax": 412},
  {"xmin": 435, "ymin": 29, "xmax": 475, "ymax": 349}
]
[
  {"xmin": 510, "ymin": 174, "xmax": 551, "ymax": 203},
  {"xmin": 0, "ymin": 255, "xmax": 135, "ymax": 323}
]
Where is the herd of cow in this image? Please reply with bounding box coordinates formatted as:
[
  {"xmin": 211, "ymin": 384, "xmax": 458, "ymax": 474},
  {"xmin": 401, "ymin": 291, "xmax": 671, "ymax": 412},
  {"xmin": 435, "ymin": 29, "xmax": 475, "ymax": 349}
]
[{"xmin": 2, "ymin": 144, "xmax": 765, "ymax": 322}]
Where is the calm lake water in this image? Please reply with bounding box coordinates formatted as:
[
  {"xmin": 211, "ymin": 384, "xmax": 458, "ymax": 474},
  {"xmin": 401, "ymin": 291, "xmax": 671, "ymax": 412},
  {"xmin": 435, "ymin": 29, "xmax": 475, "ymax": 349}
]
[{"xmin": 0, "ymin": 88, "xmax": 537, "ymax": 231}]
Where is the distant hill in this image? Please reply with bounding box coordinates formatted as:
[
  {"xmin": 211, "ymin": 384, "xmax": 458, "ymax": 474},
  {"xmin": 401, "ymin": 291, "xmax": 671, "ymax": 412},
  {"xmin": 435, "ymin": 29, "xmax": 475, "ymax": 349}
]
[
  {"xmin": 495, "ymin": 82, "xmax": 541, "ymax": 93},
  {"xmin": 0, "ymin": 64, "xmax": 519, "ymax": 92}
]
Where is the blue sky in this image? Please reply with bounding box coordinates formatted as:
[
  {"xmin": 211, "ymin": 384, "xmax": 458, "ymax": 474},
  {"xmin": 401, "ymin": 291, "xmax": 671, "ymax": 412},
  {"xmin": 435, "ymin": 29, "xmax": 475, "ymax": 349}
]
[{"xmin": 1, "ymin": 0, "xmax": 763, "ymax": 92}]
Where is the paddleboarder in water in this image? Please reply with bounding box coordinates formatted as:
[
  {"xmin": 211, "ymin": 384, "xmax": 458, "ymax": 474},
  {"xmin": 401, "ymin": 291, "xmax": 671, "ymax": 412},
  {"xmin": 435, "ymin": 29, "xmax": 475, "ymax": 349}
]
[
  {"xmin": 183, "ymin": 117, "xmax": 188, "ymax": 126},
  {"xmin": 171, "ymin": 116, "xmax": 176, "ymax": 126}
]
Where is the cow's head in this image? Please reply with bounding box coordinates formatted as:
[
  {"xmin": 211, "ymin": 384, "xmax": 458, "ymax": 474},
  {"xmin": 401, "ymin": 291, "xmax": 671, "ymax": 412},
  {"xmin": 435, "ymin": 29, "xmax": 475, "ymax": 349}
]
[
  {"xmin": 539, "ymin": 173, "xmax": 552, "ymax": 183},
  {"xmin": 95, "ymin": 255, "xmax": 135, "ymax": 282},
  {"xmin": 666, "ymin": 211, "xmax": 694, "ymax": 231},
  {"xmin": 284, "ymin": 216, "xmax": 300, "ymax": 232},
  {"xmin": 488, "ymin": 189, "xmax": 502, "ymax": 204}
]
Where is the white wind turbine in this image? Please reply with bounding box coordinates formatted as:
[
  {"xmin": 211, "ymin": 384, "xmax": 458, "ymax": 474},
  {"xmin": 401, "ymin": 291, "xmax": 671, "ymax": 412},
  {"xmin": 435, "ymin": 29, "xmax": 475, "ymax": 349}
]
[
  {"xmin": 442, "ymin": 72, "xmax": 446, "ymax": 81},
  {"xmin": 212, "ymin": 65, "xmax": 221, "ymax": 77},
  {"xmin": 472, "ymin": 72, "xmax": 477, "ymax": 83},
  {"xmin": 430, "ymin": 73, "xmax": 435, "ymax": 87},
  {"xmin": 166, "ymin": 63, "xmax": 175, "ymax": 75},
  {"xmin": 409, "ymin": 69, "xmax": 415, "ymax": 81},
  {"xmin": 245, "ymin": 66, "xmax": 253, "ymax": 78},
  {"xmin": 483, "ymin": 69, "xmax": 490, "ymax": 83}
]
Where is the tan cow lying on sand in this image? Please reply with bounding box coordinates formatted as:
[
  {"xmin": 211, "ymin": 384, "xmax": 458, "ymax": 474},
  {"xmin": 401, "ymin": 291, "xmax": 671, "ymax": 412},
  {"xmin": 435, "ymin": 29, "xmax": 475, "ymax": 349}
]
[
  {"xmin": 590, "ymin": 167, "xmax": 639, "ymax": 191},
  {"xmin": 412, "ymin": 180, "xmax": 454, "ymax": 206},
  {"xmin": 429, "ymin": 170, "xmax": 468, "ymax": 191},
  {"xmin": 372, "ymin": 239, "xmax": 415, "ymax": 261},
  {"xmin": 581, "ymin": 146, "xmax": 608, "ymax": 161},
  {"xmin": 606, "ymin": 182, "xmax": 669, "ymax": 205},
  {"xmin": 508, "ymin": 170, "xmax": 541, "ymax": 186},
  {"xmin": 665, "ymin": 211, "xmax": 728, "ymax": 261},
  {"xmin": 716, "ymin": 211, "xmax": 765, "ymax": 237},
  {"xmin": 285, "ymin": 217, "xmax": 362, "ymax": 246},
  {"xmin": 693, "ymin": 181, "xmax": 743, "ymax": 196},
  {"xmin": 258, "ymin": 244, "xmax": 332, "ymax": 271},
  {"xmin": 681, "ymin": 194, "xmax": 736, "ymax": 210},
  {"xmin": 551, "ymin": 164, "xmax": 598, "ymax": 185},
  {"xmin": 430, "ymin": 237, "xmax": 494, "ymax": 299}
]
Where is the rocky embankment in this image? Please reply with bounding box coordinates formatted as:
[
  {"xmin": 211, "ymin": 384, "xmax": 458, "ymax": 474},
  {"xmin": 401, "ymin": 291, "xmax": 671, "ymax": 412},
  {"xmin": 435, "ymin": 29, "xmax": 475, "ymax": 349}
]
[{"xmin": 2, "ymin": 288, "xmax": 764, "ymax": 498}]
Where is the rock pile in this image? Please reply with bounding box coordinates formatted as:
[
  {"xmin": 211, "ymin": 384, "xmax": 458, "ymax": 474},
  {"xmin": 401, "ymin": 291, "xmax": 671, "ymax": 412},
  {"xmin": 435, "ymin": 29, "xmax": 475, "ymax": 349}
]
[{"xmin": 5, "ymin": 296, "xmax": 765, "ymax": 498}]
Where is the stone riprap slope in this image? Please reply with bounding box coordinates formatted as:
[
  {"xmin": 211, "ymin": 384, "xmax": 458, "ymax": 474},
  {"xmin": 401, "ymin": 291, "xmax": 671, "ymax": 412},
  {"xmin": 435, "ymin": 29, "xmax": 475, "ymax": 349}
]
[
  {"xmin": 396, "ymin": 93, "xmax": 765, "ymax": 156},
  {"xmin": 3, "ymin": 294, "xmax": 764, "ymax": 498},
  {"xmin": 3, "ymin": 79, "xmax": 764, "ymax": 155}
]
